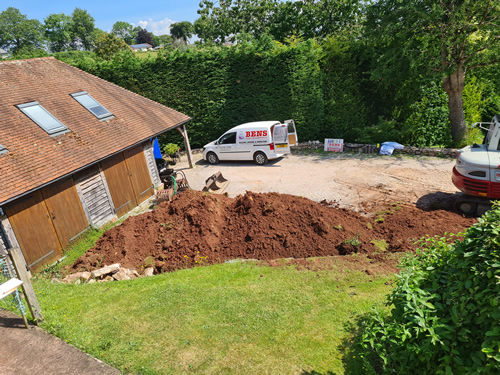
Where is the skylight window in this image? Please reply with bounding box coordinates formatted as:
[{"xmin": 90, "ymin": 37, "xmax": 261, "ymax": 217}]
[
  {"xmin": 17, "ymin": 102, "xmax": 69, "ymax": 136},
  {"xmin": 0, "ymin": 144, "xmax": 7, "ymax": 155},
  {"xmin": 71, "ymin": 92, "xmax": 113, "ymax": 120}
]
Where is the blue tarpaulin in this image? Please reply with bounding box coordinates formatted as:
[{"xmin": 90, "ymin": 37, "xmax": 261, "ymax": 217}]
[
  {"xmin": 153, "ymin": 138, "xmax": 162, "ymax": 159},
  {"xmin": 379, "ymin": 141, "xmax": 404, "ymax": 156}
]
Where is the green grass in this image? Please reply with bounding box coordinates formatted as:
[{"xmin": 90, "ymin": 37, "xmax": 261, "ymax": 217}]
[{"xmin": 33, "ymin": 261, "xmax": 393, "ymax": 374}]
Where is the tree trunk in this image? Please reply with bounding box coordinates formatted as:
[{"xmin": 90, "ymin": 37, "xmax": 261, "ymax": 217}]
[{"xmin": 442, "ymin": 66, "xmax": 466, "ymax": 145}]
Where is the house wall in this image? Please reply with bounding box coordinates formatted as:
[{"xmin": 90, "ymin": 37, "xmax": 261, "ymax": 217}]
[
  {"xmin": 75, "ymin": 166, "xmax": 115, "ymax": 228},
  {"xmin": 144, "ymin": 141, "xmax": 160, "ymax": 187},
  {"xmin": 0, "ymin": 140, "xmax": 158, "ymax": 270}
]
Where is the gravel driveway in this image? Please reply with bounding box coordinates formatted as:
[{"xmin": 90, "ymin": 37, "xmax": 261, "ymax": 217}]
[{"xmin": 175, "ymin": 151, "xmax": 459, "ymax": 211}]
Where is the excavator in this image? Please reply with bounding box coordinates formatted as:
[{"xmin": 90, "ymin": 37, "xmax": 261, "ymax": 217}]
[{"xmin": 452, "ymin": 115, "xmax": 500, "ymax": 215}]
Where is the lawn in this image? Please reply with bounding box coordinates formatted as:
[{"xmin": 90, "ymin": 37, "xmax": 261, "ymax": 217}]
[{"xmin": 33, "ymin": 259, "xmax": 393, "ymax": 374}]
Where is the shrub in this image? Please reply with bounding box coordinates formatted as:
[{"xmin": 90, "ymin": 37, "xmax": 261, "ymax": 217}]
[
  {"xmin": 161, "ymin": 143, "xmax": 179, "ymax": 156},
  {"xmin": 403, "ymin": 81, "xmax": 452, "ymax": 147},
  {"xmin": 357, "ymin": 203, "xmax": 500, "ymax": 374}
]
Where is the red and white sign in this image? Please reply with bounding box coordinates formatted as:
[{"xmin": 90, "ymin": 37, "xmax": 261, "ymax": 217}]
[
  {"xmin": 324, "ymin": 139, "xmax": 344, "ymax": 152},
  {"xmin": 245, "ymin": 130, "xmax": 268, "ymax": 138}
]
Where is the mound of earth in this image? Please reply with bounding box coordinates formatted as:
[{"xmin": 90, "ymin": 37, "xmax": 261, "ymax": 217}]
[{"xmin": 71, "ymin": 190, "xmax": 476, "ymax": 273}]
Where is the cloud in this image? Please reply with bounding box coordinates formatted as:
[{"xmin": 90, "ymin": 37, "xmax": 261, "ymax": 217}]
[{"xmin": 135, "ymin": 17, "xmax": 174, "ymax": 35}]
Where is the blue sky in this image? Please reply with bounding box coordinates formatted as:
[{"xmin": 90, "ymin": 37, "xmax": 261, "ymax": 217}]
[{"xmin": 4, "ymin": 0, "xmax": 202, "ymax": 35}]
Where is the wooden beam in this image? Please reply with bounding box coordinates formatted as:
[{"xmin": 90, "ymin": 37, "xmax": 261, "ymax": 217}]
[
  {"xmin": 176, "ymin": 124, "xmax": 194, "ymax": 168},
  {"xmin": 8, "ymin": 247, "xmax": 43, "ymax": 323}
]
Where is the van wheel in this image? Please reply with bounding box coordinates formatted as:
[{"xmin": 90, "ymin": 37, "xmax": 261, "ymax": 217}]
[
  {"xmin": 206, "ymin": 152, "xmax": 219, "ymax": 165},
  {"xmin": 254, "ymin": 152, "xmax": 268, "ymax": 165}
]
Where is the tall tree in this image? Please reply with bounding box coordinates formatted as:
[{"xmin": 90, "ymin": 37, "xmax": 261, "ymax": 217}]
[
  {"xmin": 70, "ymin": 8, "xmax": 95, "ymax": 50},
  {"xmin": 0, "ymin": 7, "xmax": 44, "ymax": 53},
  {"xmin": 94, "ymin": 32, "xmax": 130, "ymax": 60},
  {"xmin": 136, "ymin": 28, "xmax": 154, "ymax": 46},
  {"xmin": 365, "ymin": 0, "xmax": 500, "ymax": 145},
  {"xmin": 194, "ymin": 0, "xmax": 361, "ymax": 43},
  {"xmin": 152, "ymin": 34, "xmax": 173, "ymax": 47},
  {"xmin": 111, "ymin": 21, "xmax": 136, "ymax": 45},
  {"xmin": 170, "ymin": 21, "xmax": 194, "ymax": 44},
  {"xmin": 44, "ymin": 13, "xmax": 72, "ymax": 52}
]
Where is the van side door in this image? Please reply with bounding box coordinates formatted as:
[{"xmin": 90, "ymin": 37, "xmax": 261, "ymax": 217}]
[{"xmin": 217, "ymin": 132, "xmax": 238, "ymax": 160}]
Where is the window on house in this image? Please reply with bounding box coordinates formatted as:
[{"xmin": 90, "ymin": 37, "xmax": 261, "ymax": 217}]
[
  {"xmin": 71, "ymin": 92, "xmax": 113, "ymax": 120},
  {"xmin": 17, "ymin": 102, "xmax": 69, "ymax": 136},
  {"xmin": 0, "ymin": 144, "xmax": 7, "ymax": 155}
]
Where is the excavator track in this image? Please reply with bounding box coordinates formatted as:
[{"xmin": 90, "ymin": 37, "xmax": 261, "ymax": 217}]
[{"xmin": 454, "ymin": 194, "xmax": 493, "ymax": 217}]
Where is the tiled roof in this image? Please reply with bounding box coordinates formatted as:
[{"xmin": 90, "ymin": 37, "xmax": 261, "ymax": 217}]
[
  {"xmin": 0, "ymin": 57, "xmax": 191, "ymax": 205},
  {"xmin": 130, "ymin": 44, "xmax": 152, "ymax": 49}
]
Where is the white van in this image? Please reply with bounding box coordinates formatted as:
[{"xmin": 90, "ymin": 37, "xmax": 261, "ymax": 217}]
[{"xmin": 202, "ymin": 120, "xmax": 298, "ymax": 165}]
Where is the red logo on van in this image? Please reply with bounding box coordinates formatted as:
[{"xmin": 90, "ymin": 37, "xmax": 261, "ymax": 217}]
[{"xmin": 245, "ymin": 130, "xmax": 268, "ymax": 138}]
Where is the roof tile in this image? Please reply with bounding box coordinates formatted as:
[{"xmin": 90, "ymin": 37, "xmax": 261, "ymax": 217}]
[{"xmin": 0, "ymin": 57, "xmax": 191, "ymax": 204}]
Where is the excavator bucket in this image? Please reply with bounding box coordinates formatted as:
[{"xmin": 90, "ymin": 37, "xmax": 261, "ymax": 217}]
[
  {"xmin": 202, "ymin": 172, "xmax": 229, "ymax": 194},
  {"xmin": 155, "ymin": 188, "xmax": 174, "ymax": 204}
]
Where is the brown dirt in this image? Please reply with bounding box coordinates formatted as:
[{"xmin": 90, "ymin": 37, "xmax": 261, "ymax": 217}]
[{"xmin": 70, "ymin": 190, "xmax": 475, "ymax": 275}]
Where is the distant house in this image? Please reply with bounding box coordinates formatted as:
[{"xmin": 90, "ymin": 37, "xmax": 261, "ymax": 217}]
[
  {"xmin": 0, "ymin": 57, "xmax": 193, "ymax": 271},
  {"xmin": 129, "ymin": 43, "xmax": 153, "ymax": 52},
  {"xmin": 0, "ymin": 49, "xmax": 8, "ymax": 59}
]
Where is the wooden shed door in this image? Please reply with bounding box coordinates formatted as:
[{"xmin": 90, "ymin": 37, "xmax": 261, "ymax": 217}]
[
  {"xmin": 102, "ymin": 152, "xmax": 138, "ymax": 217},
  {"xmin": 5, "ymin": 191, "xmax": 62, "ymax": 270},
  {"xmin": 42, "ymin": 178, "xmax": 88, "ymax": 248},
  {"xmin": 124, "ymin": 146, "xmax": 154, "ymax": 205}
]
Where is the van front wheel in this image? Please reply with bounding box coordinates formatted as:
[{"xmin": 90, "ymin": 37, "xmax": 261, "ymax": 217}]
[
  {"xmin": 253, "ymin": 152, "xmax": 268, "ymax": 165},
  {"xmin": 206, "ymin": 152, "xmax": 219, "ymax": 164}
]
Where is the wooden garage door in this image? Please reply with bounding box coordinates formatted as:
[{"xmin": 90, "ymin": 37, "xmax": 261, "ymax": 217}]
[
  {"xmin": 42, "ymin": 178, "xmax": 88, "ymax": 248},
  {"xmin": 102, "ymin": 152, "xmax": 138, "ymax": 218},
  {"xmin": 124, "ymin": 146, "xmax": 154, "ymax": 205},
  {"xmin": 5, "ymin": 191, "xmax": 61, "ymax": 270}
]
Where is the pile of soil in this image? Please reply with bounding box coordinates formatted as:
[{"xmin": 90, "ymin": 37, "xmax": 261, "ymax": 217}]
[{"xmin": 71, "ymin": 190, "xmax": 476, "ymax": 274}]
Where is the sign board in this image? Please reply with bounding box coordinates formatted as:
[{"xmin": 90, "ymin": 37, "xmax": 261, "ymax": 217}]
[
  {"xmin": 0, "ymin": 278, "xmax": 23, "ymax": 300},
  {"xmin": 324, "ymin": 139, "xmax": 344, "ymax": 152}
]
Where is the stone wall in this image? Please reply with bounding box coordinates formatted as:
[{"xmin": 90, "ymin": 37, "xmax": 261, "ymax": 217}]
[
  {"xmin": 292, "ymin": 141, "xmax": 460, "ymax": 158},
  {"xmin": 181, "ymin": 142, "xmax": 460, "ymax": 159}
]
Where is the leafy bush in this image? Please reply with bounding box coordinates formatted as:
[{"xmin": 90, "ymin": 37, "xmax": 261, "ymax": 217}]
[
  {"xmin": 354, "ymin": 117, "xmax": 403, "ymax": 144},
  {"xmin": 357, "ymin": 203, "xmax": 500, "ymax": 374},
  {"xmin": 403, "ymin": 81, "xmax": 452, "ymax": 147},
  {"xmin": 161, "ymin": 143, "xmax": 179, "ymax": 156},
  {"xmin": 321, "ymin": 36, "xmax": 367, "ymax": 141}
]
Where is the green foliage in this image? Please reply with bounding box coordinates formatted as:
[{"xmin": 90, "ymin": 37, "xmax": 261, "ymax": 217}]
[
  {"xmin": 357, "ymin": 203, "xmax": 500, "ymax": 373},
  {"xmin": 11, "ymin": 47, "xmax": 49, "ymax": 60},
  {"xmin": 69, "ymin": 8, "xmax": 95, "ymax": 51},
  {"xmin": 364, "ymin": 0, "xmax": 500, "ymax": 145},
  {"xmin": 403, "ymin": 81, "xmax": 452, "ymax": 147},
  {"xmin": 111, "ymin": 21, "xmax": 136, "ymax": 45},
  {"xmin": 170, "ymin": 21, "xmax": 194, "ymax": 44},
  {"xmin": 152, "ymin": 34, "xmax": 173, "ymax": 48},
  {"xmin": 195, "ymin": 0, "xmax": 362, "ymax": 44},
  {"xmin": 161, "ymin": 143, "xmax": 179, "ymax": 157},
  {"xmin": 321, "ymin": 36, "xmax": 367, "ymax": 141},
  {"xmin": 135, "ymin": 28, "xmax": 153, "ymax": 46},
  {"xmin": 0, "ymin": 7, "xmax": 45, "ymax": 53},
  {"xmin": 355, "ymin": 117, "xmax": 402, "ymax": 145},
  {"xmin": 44, "ymin": 13, "xmax": 73, "ymax": 53},
  {"xmin": 70, "ymin": 40, "xmax": 324, "ymax": 147},
  {"xmin": 94, "ymin": 33, "xmax": 130, "ymax": 60}
]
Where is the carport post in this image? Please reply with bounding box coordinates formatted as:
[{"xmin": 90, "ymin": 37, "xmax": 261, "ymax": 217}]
[
  {"xmin": 8, "ymin": 247, "xmax": 43, "ymax": 323},
  {"xmin": 176, "ymin": 123, "xmax": 193, "ymax": 168}
]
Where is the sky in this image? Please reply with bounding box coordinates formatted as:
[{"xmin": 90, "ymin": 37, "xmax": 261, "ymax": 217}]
[{"xmin": 2, "ymin": 0, "xmax": 203, "ymax": 35}]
